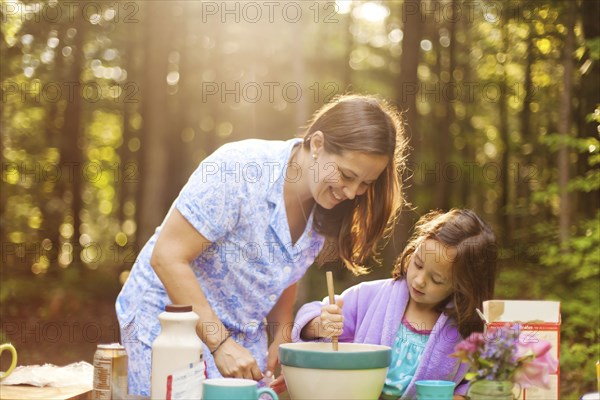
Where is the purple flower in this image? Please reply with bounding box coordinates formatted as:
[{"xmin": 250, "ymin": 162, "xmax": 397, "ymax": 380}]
[
  {"xmin": 453, "ymin": 332, "xmax": 484, "ymax": 359},
  {"xmin": 451, "ymin": 324, "xmax": 558, "ymax": 389}
]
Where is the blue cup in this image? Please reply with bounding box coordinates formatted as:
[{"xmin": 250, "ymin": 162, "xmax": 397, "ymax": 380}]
[
  {"xmin": 203, "ymin": 378, "xmax": 278, "ymax": 400},
  {"xmin": 415, "ymin": 380, "xmax": 455, "ymax": 400}
]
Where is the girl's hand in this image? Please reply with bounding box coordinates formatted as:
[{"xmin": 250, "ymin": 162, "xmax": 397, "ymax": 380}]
[
  {"xmin": 212, "ymin": 338, "xmax": 263, "ymax": 381},
  {"xmin": 269, "ymin": 373, "xmax": 287, "ymax": 394},
  {"xmin": 263, "ymin": 341, "xmax": 287, "ymax": 394},
  {"xmin": 318, "ymin": 298, "xmax": 344, "ymax": 338}
]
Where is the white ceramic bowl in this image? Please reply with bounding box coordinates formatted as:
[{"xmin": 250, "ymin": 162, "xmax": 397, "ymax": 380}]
[{"xmin": 279, "ymin": 342, "xmax": 391, "ymax": 400}]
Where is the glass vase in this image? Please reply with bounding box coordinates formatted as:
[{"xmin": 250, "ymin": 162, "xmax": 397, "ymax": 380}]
[{"xmin": 467, "ymin": 380, "xmax": 514, "ymax": 400}]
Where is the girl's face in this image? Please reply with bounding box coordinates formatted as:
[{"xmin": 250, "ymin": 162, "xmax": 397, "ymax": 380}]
[
  {"xmin": 308, "ymin": 133, "xmax": 389, "ymax": 209},
  {"xmin": 406, "ymin": 239, "xmax": 455, "ymax": 310}
]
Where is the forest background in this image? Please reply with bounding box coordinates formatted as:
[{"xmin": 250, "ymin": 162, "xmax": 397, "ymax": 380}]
[{"xmin": 1, "ymin": 0, "xmax": 599, "ymax": 396}]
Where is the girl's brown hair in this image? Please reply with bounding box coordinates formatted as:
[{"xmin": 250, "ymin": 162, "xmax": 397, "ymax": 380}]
[
  {"xmin": 392, "ymin": 209, "xmax": 497, "ymax": 337},
  {"xmin": 303, "ymin": 94, "xmax": 407, "ymax": 275}
]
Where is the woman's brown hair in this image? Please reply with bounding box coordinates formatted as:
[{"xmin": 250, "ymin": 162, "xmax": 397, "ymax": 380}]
[
  {"xmin": 302, "ymin": 94, "xmax": 407, "ymax": 275},
  {"xmin": 392, "ymin": 209, "xmax": 497, "ymax": 337}
]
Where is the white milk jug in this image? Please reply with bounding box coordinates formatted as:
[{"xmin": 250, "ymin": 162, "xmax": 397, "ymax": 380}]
[{"xmin": 151, "ymin": 304, "xmax": 205, "ymax": 399}]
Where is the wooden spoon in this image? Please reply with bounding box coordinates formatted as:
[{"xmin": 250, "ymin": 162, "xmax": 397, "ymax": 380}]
[{"xmin": 326, "ymin": 271, "xmax": 339, "ymax": 351}]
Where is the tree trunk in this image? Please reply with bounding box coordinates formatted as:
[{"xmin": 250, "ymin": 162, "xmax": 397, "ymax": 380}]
[
  {"xmin": 435, "ymin": 0, "xmax": 457, "ymax": 210},
  {"xmin": 517, "ymin": 27, "xmax": 534, "ymax": 234},
  {"xmin": 558, "ymin": 1, "xmax": 576, "ymax": 244},
  {"xmin": 391, "ymin": 0, "xmax": 423, "ymax": 253},
  {"xmin": 397, "ymin": 0, "xmax": 423, "ymax": 161},
  {"xmin": 342, "ymin": 5, "xmax": 353, "ymax": 92},
  {"xmin": 459, "ymin": 3, "xmax": 474, "ymax": 209},
  {"xmin": 118, "ymin": 28, "xmax": 138, "ymax": 226},
  {"xmin": 293, "ymin": 16, "xmax": 309, "ymax": 132},
  {"xmin": 116, "ymin": 13, "xmax": 145, "ymax": 270},
  {"xmin": 60, "ymin": 10, "xmax": 86, "ymax": 268},
  {"xmin": 43, "ymin": 25, "xmax": 67, "ymax": 271},
  {"xmin": 137, "ymin": 2, "xmax": 172, "ymax": 243},
  {"xmin": 165, "ymin": 11, "xmax": 187, "ymax": 208},
  {"xmin": 577, "ymin": 0, "xmax": 600, "ymax": 216},
  {"xmin": 499, "ymin": 17, "xmax": 511, "ymax": 243}
]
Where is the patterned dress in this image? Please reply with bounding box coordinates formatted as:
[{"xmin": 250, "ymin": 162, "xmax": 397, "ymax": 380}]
[
  {"xmin": 381, "ymin": 315, "xmax": 431, "ymax": 399},
  {"xmin": 116, "ymin": 138, "xmax": 325, "ymax": 395}
]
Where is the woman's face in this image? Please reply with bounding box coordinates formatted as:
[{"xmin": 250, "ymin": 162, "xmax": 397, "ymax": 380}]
[{"xmin": 309, "ymin": 146, "xmax": 389, "ymax": 209}]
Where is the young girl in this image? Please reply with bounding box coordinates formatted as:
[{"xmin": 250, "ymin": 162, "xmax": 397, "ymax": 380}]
[{"xmin": 293, "ymin": 209, "xmax": 497, "ymax": 399}]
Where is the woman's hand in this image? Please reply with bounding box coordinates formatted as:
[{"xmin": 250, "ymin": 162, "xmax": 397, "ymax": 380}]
[
  {"xmin": 317, "ymin": 298, "xmax": 344, "ymax": 338},
  {"xmin": 212, "ymin": 338, "xmax": 263, "ymax": 381}
]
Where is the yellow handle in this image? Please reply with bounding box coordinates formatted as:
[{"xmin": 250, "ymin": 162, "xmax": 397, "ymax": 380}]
[
  {"xmin": 0, "ymin": 343, "xmax": 17, "ymax": 380},
  {"xmin": 596, "ymin": 360, "xmax": 599, "ymax": 395}
]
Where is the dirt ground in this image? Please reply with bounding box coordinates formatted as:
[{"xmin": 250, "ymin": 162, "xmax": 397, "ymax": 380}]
[
  {"xmin": 1, "ymin": 301, "xmax": 120, "ymax": 373},
  {"xmin": 0, "ymin": 299, "xmax": 296, "ymax": 399}
]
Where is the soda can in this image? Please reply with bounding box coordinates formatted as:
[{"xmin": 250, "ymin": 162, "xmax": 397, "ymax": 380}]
[{"xmin": 93, "ymin": 343, "xmax": 128, "ymax": 400}]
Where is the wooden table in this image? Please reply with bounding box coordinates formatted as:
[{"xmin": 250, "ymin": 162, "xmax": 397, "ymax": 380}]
[
  {"xmin": 0, "ymin": 384, "xmax": 92, "ymax": 400},
  {"xmin": 0, "ymin": 385, "xmax": 150, "ymax": 400}
]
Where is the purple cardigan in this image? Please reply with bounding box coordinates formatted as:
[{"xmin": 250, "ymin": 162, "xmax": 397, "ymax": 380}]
[{"xmin": 293, "ymin": 279, "xmax": 469, "ymax": 399}]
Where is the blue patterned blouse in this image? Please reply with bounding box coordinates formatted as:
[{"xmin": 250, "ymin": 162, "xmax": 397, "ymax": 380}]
[{"xmin": 116, "ymin": 138, "xmax": 325, "ymax": 378}]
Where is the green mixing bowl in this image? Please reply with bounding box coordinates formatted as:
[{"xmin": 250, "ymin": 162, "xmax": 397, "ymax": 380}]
[{"xmin": 279, "ymin": 342, "xmax": 391, "ymax": 400}]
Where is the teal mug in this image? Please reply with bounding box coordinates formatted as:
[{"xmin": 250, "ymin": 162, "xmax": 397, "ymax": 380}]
[
  {"xmin": 203, "ymin": 378, "xmax": 278, "ymax": 400},
  {"xmin": 415, "ymin": 380, "xmax": 455, "ymax": 400}
]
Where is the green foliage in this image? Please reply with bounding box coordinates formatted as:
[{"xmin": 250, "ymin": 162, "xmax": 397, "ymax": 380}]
[
  {"xmin": 546, "ymin": 231, "xmax": 599, "ymax": 394},
  {"xmin": 526, "ymin": 106, "xmax": 600, "ymax": 394},
  {"xmin": 584, "ymin": 37, "xmax": 600, "ymax": 61},
  {"xmin": 1, "ymin": 1, "xmax": 598, "ymax": 395},
  {"xmin": 499, "ymin": 104, "xmax": 599, "ymax": 394}
]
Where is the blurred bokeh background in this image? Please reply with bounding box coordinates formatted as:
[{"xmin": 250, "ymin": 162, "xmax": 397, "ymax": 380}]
[{"xmin": 1, "ymin": 0, "xmax": 598, "ymax": 396}]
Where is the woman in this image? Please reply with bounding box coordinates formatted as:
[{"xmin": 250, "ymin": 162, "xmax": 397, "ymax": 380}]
[{"xmin": 115, "ymin": 94, "xmax": 407, "ymax": 395}]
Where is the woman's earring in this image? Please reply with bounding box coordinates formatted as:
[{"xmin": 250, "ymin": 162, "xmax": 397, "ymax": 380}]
[{"xmin": 312, "ymin": 153, "xmax": 317, "ymax": 160}]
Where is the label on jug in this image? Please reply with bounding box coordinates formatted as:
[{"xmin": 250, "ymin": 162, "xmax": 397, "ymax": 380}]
[{"xmin": 166, "ymin": 361, "xmax": 205, "ymax": 400}]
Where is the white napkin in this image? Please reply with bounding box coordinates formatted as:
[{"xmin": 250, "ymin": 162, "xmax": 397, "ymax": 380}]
[{"xmin": 0, "ymin": 361, "xmax": 93, "ymax": 387}]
